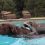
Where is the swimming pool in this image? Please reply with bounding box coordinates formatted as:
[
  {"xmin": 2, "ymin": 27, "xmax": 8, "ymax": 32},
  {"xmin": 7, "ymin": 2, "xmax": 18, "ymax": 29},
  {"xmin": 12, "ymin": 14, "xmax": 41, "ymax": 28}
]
[
  {"xmin": 0, "ymin": 19, "xmax": 45, "ymax": 45},
  {"xmin": 0, "ymin": 35, "xmax": 18, "ymax": 45},
  {"xmin": 10, "ymin": 19, "xmax": 45, "ymax": 26},
  {"xmin": 33, "ymin": 19, "xmax": 45, "ymax": 24},
  {"xmin": 0, "ymin": 35, "xmax": 45, "ymax": 45},
  {"xmin": 11, "ymin": 37, "xmax": 45, "ymax": 45},
  {"xmin": 10, "ymin": 21, "xmax": 24, "ymax": 27}
]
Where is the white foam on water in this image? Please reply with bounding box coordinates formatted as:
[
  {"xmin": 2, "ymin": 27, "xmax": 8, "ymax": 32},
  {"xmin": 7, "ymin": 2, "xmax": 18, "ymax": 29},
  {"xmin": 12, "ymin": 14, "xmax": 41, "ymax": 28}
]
[
  {"xmin": 11, "ymin": 38, "xmax": 24, "ymax": 45},
  {"xmin": 11, "ymin": 37, "xmax": 45, "ymax": 45}
]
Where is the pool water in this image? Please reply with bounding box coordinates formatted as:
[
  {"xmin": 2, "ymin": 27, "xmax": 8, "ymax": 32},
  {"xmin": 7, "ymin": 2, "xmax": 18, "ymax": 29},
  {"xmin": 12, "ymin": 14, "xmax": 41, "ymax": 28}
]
[
  {"xmin": 11, "ymin": 37, "xmax": 45, "ymax": 45},
  {"xmin": 0, "ymin": 35, "xmax": 18, "ymax": 45},
  {"xmin": 7, "ymin": 20, "xmax": 45, "ymax": 45},
  {"xmin": 10, "ymin": 20, "xmax": 45, "ymax": 27},
  {"xmin": 0, "ymin": 35, "xmax": 45, "ymax": 45},
  {"xmin": 0, "ymin": 20, "xmax": 45, "ymax": 45},
  {"xmin": 10, "ymin": 21, "xmax": 24, "ymax": 27},
  {"xmin": 31, "ymin": 20, "xmax": 45, "ymax": 24}
]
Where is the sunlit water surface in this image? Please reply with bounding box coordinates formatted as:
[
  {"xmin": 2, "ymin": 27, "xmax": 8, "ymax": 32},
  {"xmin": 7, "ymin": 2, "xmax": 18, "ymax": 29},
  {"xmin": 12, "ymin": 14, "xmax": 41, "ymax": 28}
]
[{"xmin": 0, "ymin": 35, "xmax": 45, "ymax": 45}]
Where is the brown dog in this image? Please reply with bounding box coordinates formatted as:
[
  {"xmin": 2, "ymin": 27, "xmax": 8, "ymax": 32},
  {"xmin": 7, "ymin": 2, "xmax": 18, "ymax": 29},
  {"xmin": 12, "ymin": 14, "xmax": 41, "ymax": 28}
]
[{"xmin": 0, "ymin": 24, "xmax": 32, "ymax": 37}]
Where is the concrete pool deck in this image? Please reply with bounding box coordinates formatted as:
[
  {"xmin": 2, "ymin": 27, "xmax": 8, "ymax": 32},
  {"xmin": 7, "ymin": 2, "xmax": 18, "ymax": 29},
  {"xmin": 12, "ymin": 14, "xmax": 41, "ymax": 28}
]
[{"xmin": 0, "ymin": 17, "xmax": 45, "ymax": 21}]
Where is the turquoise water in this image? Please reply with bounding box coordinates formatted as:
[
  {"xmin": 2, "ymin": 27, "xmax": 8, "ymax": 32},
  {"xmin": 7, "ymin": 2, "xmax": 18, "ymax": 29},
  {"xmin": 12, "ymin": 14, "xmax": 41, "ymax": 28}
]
[
  {"xmin": 11, "ymin": 37, "xmax": 45, "ymax": 45},
  {"xmin": 0, "ymin": 20, "xmax": 45, "ymax": 45},
  {"xmin": 10, "ymin": 20, "xmax": 45, "ymax": 27},
  {"xmin": 0, "ymin": 35, "xmax": 18, "ymax": 45},
  {"xmin": 32, "ymin": 20, "xmax": 45, "ymax": 24},
  {"xmin": 0, "ymin": 35, "xmax": 45, "ymax": 45},
  {"xmin": 10, "ymin": 21, "xmax": 24, "ymax": 27}
]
